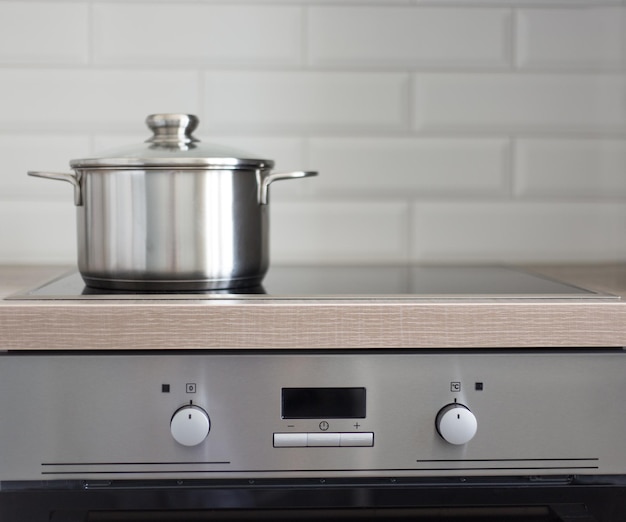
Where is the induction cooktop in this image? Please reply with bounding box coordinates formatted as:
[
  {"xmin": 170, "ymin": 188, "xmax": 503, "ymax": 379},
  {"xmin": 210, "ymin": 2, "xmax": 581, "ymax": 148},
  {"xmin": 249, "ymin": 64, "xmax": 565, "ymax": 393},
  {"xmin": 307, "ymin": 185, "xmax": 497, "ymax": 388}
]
[{"xmin": 7, "ymin": 265, "xmax": 618, "ymax": 301}]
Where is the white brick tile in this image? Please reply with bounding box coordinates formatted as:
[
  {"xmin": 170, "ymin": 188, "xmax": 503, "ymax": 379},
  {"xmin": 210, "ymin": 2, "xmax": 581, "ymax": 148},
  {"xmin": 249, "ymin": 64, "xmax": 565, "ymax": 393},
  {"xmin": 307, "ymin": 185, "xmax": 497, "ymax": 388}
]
[
  {"xmin": 411, "ymin": 201, "xmax": 626, "ymax": 263},
  {"xmin": 0, "ymin": 2, "xmax": 88, "ymax": 65},
  {"xmin": 99, "ymin": 0, "xmax": 411, "ymax": 3},
  {"xmin": 309, "ymin": 6, "xmax": 509, "ymax": 68},
  {"xmin": 0, "ymin": 70, "xmax": 199, "ymax": 131},
  {"xmin": 517, "ymin": 8, "xmax": 625, "ymax": 70},
  {"xmin": 246, "ymin": 0, "xmax": 410, "ymax": 3},
  {"xmin": 93, "ymin": 4, "xmax": 302, "ymax": 66},
  {"xmin": 0, "ymin": 200, "xmax": 76, "ymax": 264},
  {"xmin": 203, "ymin": 72, "xmax": 409, "ymax": 132},
  {"xmin": 515, "ymin": 139, "xmax": 626, "ymax": 197},
  {"xmin": 271, "ymin": 201, "xmax": 409, "ymax": 263},
  {"xmin": 414, "ymin": 73, "xmax": 626, "ymax": 132},
  {"xmin": 92, "ymin": 134, "xmax": 147, "ymax": 155},
  {"xmin": 308, "ymin": 137, "xmax": 509, "ymax": 196},
  {"xmin": 0, "ymin": 133, "xmax": 90, "ymax": 199},
  {"xmin": 417, "ymin": 0, "xmax": 619, "ymax": 4}
]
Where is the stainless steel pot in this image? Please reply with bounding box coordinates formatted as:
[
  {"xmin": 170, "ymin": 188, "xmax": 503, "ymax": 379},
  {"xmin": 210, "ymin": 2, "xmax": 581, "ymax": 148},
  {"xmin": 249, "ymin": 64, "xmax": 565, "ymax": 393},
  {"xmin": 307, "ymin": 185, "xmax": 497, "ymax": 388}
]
[{"xmin": 29, "ymin": 114, "xmax": 317, "ymax": 291}]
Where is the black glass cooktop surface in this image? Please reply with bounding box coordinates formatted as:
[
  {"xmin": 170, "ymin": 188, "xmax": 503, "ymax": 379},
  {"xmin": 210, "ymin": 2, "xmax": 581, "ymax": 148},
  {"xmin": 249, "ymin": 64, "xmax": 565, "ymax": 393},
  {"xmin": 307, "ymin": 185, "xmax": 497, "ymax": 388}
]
[{"xmin": 8, "ymin": 265, "xmax": 617, "ymax": 301}]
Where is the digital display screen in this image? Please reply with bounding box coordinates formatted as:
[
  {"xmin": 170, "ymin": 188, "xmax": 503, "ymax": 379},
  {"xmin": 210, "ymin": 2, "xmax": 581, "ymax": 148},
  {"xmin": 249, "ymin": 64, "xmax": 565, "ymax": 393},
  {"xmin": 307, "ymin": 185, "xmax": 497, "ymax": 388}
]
[{"xmin": 282, "ymin": 387, "xmax": 366, "ymax": 419}]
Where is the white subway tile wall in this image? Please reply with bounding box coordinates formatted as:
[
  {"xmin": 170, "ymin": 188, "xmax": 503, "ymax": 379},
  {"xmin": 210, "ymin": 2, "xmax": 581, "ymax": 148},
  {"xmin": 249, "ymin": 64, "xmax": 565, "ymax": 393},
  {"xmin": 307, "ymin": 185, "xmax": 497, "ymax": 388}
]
[
  {"xmin": 307, "ymin": 7, "xmax": 511, "ymax": 68},
  {"xmin": 92, "ymin": 5, "xmax": 303, "ymax": 67},
  {"xmin": 1, "ymin": 0, "xmax": 625, "ymax": 265},
  {"xmin": 516, "ymin": 7, "xmax": 625, "ymax": 70}
]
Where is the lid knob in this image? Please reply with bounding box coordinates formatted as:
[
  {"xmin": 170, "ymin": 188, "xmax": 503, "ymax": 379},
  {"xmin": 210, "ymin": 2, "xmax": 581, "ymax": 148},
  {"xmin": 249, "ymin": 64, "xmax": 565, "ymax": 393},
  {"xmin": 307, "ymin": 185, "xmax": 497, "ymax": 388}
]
[{"xmin": 145, "ymin": 113, "xmax": 200, "ymax": 146}]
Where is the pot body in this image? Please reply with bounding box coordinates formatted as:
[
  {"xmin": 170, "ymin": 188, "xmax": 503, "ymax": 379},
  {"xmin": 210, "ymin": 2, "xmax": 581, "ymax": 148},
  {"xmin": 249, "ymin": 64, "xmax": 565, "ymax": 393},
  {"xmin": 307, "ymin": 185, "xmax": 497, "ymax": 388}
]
[{"xmin": 76, "ymin": 168, "xmax": 269, "ymax": 291}]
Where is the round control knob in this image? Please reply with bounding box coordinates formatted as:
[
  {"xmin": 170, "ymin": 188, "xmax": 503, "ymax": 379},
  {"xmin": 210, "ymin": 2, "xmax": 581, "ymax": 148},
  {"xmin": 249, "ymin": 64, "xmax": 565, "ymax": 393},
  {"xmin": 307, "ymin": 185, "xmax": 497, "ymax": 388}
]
[
  {"xmin": 170, "ymin": 404, "xmax": 210, "ymax": 447},
  {"xmin": 436, "ymin": 403, "xmax": 477, "ymax": 445}
]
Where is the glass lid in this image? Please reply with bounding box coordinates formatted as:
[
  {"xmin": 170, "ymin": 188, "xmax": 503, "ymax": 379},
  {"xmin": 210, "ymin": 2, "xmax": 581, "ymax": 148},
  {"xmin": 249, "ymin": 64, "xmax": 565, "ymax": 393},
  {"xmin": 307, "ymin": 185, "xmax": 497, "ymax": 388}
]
[{"xmin": 69, "ymin": 114, "xmax": 274, "ymax": 170}]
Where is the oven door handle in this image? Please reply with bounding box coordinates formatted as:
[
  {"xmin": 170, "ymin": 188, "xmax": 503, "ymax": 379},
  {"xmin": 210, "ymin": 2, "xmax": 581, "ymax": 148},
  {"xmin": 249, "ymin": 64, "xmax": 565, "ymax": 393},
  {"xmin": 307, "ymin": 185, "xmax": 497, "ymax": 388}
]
[{"xmin": 48, "ymin": 506, "xmax": 600, "ymax": 522}]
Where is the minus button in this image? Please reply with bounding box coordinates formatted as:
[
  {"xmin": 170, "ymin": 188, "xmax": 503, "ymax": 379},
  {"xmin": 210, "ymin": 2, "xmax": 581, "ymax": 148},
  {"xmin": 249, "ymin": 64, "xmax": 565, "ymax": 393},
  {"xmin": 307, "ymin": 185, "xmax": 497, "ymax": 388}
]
[{"xmin": 273, "ymin": 433, "xmax": 307, "ymax": 447}]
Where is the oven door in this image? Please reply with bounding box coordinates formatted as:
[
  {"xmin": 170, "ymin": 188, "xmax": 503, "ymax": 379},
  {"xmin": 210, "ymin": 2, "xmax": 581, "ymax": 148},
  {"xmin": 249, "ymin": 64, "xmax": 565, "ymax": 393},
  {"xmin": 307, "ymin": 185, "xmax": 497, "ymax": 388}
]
[{"xmin": 2, "ymin": 477, "xmax": 626, "ymax": 522}]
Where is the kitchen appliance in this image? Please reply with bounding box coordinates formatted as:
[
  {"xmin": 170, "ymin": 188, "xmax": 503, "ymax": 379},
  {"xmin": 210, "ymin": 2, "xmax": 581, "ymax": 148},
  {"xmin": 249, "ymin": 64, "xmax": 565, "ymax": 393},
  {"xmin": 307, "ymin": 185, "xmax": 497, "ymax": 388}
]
[
  {"xmin": 8, "ymin": 264, "xmax": 614, "ymax": 300},
  {"xmin": 28, "ymin": 114, "xmax": 317, "ymax": 291},
  {"xmin": 1, "ymin": 264, "xmax": 626, "ymax": 521}
]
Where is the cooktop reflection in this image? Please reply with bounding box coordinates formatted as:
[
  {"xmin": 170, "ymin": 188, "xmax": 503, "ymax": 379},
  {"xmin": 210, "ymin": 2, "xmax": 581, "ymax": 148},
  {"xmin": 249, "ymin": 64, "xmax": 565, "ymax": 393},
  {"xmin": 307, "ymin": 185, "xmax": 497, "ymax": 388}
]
[{"xmin": 8, "ymin": 265, "xmax": 617, "ymax": 301}]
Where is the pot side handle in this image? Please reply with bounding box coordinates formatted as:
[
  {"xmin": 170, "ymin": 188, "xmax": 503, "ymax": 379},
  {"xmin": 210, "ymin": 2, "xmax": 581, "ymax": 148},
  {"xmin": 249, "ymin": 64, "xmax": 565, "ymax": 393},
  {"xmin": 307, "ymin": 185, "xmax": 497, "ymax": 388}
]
[
  {"xmin": 259, "ymin": 171, "xmax": 317, "ymax": 205},
  {"xmin": 28, "ymin": 171, "xmax": 83, "ymax": 206}
]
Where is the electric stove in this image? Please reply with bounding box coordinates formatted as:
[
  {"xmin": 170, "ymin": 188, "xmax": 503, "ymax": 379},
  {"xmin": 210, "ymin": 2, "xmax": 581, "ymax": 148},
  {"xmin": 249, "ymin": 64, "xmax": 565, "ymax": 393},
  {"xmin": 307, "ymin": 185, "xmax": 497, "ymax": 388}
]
[{"xmin": 7, "ymin": 264, "xmax": 617, "ymax": 300}]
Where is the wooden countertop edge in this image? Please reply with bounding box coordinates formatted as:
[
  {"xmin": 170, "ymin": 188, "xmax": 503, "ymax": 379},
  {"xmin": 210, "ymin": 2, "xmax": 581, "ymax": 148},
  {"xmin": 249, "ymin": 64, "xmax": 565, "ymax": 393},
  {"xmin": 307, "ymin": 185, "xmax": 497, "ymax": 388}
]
[
  {"xmin": 2, "ymin": 300, "xmax": 624, "ymax": 350},
  {"xmin": 2, "ymin": 264, "xmax": 626, "ymax": 350}
]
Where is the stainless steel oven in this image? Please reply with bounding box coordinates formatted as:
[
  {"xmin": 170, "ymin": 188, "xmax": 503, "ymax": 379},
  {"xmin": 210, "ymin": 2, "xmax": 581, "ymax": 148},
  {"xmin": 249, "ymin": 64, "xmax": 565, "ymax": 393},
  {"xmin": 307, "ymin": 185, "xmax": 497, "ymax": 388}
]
[
  {"xmin": 1, "ymin": 349, "xmax": 626, "ymax": 521},
  {"xmin": 2, "ymin": 266, "xmax": 626, "ymax": 521}
]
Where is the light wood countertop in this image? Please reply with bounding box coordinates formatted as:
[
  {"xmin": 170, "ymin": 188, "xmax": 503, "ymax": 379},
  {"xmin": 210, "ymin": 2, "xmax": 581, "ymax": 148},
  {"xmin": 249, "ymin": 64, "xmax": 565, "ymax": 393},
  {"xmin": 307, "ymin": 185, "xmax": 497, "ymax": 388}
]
[{"xmin": 1, "ymin": 264, "xmax": 625, "ymax": 351}]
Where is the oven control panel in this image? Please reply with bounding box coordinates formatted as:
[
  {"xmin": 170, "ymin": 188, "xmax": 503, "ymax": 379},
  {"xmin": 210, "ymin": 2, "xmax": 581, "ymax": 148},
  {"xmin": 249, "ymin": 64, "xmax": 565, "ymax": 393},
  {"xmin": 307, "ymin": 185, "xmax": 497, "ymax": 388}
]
[{"xmin": 0, "ymin": 351, "xmax": 625, "ymax": 481}]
